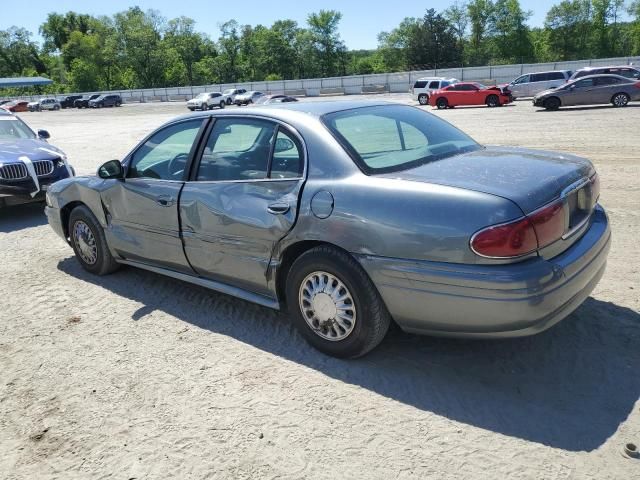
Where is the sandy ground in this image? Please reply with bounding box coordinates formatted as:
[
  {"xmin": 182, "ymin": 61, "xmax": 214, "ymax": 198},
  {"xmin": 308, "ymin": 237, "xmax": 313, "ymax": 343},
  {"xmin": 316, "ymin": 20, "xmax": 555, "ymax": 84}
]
[{"xmin": 1, "ymin": 96, "xmax": 639, "ymax": 479}]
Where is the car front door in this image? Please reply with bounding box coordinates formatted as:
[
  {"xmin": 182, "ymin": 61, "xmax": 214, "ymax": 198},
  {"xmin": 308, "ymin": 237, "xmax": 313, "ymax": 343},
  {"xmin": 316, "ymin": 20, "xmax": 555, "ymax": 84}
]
[
  {"xmin": 180, "ymin": 116, "xmax": 305, "ymax": 297},
  {"xmin": 100, "ymin": 117, "xmax": 206, "ymax": 272},
  {"xmin": 566, "ymin": 78, "xmax": 596, "ymax": 106}
]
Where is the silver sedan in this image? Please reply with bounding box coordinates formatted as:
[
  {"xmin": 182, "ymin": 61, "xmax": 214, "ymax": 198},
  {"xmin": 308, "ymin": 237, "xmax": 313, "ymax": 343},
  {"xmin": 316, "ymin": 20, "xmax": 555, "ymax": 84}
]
[{"xmin": 45, "ymin": 101, "xmax": 610, "ymax": 357}]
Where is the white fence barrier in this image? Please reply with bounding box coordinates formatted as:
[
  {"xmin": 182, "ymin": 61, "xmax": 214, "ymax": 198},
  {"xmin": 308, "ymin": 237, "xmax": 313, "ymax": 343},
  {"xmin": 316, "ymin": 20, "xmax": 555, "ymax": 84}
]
[{"xmin": 6, "ymin": 55, "xmax": 640, "ymax": 103}]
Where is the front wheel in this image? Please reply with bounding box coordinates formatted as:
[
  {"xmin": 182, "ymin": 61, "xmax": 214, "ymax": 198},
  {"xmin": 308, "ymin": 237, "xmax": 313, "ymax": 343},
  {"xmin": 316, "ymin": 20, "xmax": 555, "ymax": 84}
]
[
  {"xmin": 486, "ymin": 94, "xmax": 499, "ymax": 107},
  {"xmin": 543, "ymin": 97, "xmax": 561, "ymax": 110},
  {"xmin": 611, "ymin": 92, "xmax": 630, "ymax": 107},
  {"xmin": 436, "ymin": 97, "xmax": 448, "ymax": 109},
  {"xmin": 219, "ymin": 101, "xmax": 225, "ymax": 109},
  {"xmin": 286, "ymin": 246, "xmax": 391, "ymax": 358},
  {"xmin": 115, "ymin": 101, "xmax": 122, "ymax": 107},
  {"xmin": 68, "ymin": 206, "xmax": 120, "ymax": 276}
]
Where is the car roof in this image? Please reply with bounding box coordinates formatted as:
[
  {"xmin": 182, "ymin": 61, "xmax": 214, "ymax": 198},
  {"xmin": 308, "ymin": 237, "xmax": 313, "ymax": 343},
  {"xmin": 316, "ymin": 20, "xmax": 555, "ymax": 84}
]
[
  {"xmin": 578, "ymin": 65, "xmax": 637, "ymax": 70},
  {"xmin": 571, "ymin": 73, "xmax": 633, "ymax": 81}
]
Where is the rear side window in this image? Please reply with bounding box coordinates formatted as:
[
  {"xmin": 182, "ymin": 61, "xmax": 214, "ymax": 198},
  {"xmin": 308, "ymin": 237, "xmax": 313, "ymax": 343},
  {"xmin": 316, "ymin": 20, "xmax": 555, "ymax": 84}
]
[
  {"xmin": 548, "ymin": 72, "xmax": 566, "ymax": 80},
  {"xmin": 530, "ymin": 73, "xmax": 549, "ymax": 82},
  {"xmin": 617, "ymin": 68, "xmax": 640, "ymax": 79},
  {"xmin": 414, "ymin": 81, "xmax": 427, "ymax": 89},
  {"xmin": 196, "ymin": 118, "xmax": 275, "ymax": 181},
  {"xmin": 323, "ymin": 105, "xmax": 479, "ymax": 174},
  {"xmin": 428, "ymin": 81, "xmax": 440, "ymax": 89}
]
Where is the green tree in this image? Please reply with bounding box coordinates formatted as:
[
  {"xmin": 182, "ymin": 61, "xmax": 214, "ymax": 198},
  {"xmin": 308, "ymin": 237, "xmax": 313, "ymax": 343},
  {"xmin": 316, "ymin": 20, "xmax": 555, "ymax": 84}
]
[
  {"xmin": 491, "ymin": 0, "xmax": 533, "ymax": 62},
  {"xmin": 544, "ymin": 0, "xmax": 592, "ymax": 60},
  {"xmin": 307, "ymin": 10, "xmax": 345, "ymax": 76}
]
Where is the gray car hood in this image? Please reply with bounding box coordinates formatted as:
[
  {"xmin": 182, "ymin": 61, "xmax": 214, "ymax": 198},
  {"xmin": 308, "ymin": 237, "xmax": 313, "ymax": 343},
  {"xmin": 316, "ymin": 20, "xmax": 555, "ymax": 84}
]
[{"xmin": 380, "ymin": 146, "xmax": 594, "ymax": 214}]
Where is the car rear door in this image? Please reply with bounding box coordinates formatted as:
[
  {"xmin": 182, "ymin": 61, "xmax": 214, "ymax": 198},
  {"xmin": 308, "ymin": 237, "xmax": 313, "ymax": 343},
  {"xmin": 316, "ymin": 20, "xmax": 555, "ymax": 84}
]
[
  {"xmin": 100, "ymin": 117, "xmax": 206, "ymax": 273},
  {"xmin": 179, "ymin": 116, "xmax": 305, "ymax": 296}
]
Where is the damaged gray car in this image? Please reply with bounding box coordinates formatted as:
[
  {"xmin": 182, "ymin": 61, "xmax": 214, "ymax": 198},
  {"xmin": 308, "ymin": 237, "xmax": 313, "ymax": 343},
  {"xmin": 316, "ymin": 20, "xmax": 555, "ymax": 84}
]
[{"xmin": 45, "ymin": 101, "xmax": 610, "ymax": 357}]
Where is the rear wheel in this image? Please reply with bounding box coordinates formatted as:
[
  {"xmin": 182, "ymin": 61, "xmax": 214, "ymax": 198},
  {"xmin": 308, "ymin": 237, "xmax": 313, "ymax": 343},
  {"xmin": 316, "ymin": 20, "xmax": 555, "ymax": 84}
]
[
  {"xmin": 486, "ymin": 94, "xmax": 499, "ymax": 107},
  {"xmin": 227, "ymin": 98, "xmax": 232, "ymax": 105},
  {"xmin": 543, "ymin": 97, "xmax": 561, "ymax": 110},
  {"xmin": 68, "ymin": 206, "xmax": 120, "ymax": 276},
  {"xmin": 188, "ymin": 107, "xmax": 195, "ymax": 111},
  {"xmin": 436, "ymin": 97, "xmax": 448, "ymax": 109},
  {"xmin": 611, "ymin": 92, "xmax": 630, "ymax": 107},
  {"xmin": 219, "ymin": 101, "xmax": 225, "ymax": 109},
  {"xmin": 418, "ymin": 94, "xmax": 428, "ymax": 105},
  {"xmin": 286, "ymin": 246, "xmax": 391, "ymax": 358},
  {"xmin": 115, "ymin": 101, "xmax": 122, "ymax": 107}
]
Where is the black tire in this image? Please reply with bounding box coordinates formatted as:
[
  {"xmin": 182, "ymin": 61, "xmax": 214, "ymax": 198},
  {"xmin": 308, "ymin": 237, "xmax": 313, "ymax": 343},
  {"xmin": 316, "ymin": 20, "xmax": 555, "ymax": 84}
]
[
  {"xmin": 188, "ymin": 107, "xmax": 195, "ymax": 111},
  {"xmin": 219, "ymin": 101, "xmax": 225, "ymax": 109},
  {"xmin": 436, "ymin": 97, "xmax": 448, "ymax": 109},
  {"xmin": 611, "ymin": 92, "xmax": 630, "ymax": 107},
  {"xmin": 68, "ymin": 205, "xmax": 120, "ymax": 276},
  {"xmin": 544, "ymin": 97, "xmax": 561, "ymax": 110},
  {"xmin": 115, "ymin": 101, "xmax": 122, "ymax": 107},
  {"xmin": 226, "ymin": 98, "xmax": 232, "ymax": 105},
  {"xmin": 286, "ymin": 246, "xmax": 391, "ymax": 358},
  {"xmin": 486, "ymin": 94, "xmax": 499, "ymax": 107},
  {"xmin": 54, "ymin": 105, "xmax": 60, "ymax": 111},
  {"xmin": 418, "ymin": 94, "xmax": 428, "ymax": 105}
]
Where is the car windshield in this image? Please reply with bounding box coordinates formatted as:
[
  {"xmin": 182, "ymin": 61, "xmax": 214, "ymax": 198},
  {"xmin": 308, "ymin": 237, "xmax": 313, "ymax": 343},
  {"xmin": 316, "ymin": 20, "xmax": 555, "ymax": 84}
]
[
  {"xmin": 195, "ymin": 93, "xmax": 207, "ymax": 99},
  {"xmin": 0, "ymin": 117, "xmax": 36, "ymax": 140},
  {"xmin": 323, "ymin": 105, "xmax": 480, "ymax": 174},
  {"xmin": 223, "ymin": 89, "xmax": 235, "ymax": 94}
]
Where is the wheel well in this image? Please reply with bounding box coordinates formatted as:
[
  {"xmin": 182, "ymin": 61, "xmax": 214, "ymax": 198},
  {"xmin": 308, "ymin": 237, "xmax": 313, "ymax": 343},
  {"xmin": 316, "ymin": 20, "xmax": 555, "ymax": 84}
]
[
  {"xmin": 545, "ymin": 96, "xmax": 561, "ymax": 105},
  {"xmin": 60, "ymin": 201, "xmax": 87, "ymax": 239},
  {"xmin": 276, "ymin": 240, "xmax": 352, "ymax": 307}
]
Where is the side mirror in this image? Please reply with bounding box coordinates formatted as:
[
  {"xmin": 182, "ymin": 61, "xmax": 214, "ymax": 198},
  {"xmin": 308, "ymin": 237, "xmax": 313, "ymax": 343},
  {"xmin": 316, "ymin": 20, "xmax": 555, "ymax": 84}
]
[
  {"xmin": 37, "ymin": 129, "xmax": 50, "ymax": 139},
  {"xmin": 275, "ymin": 137, "xmax": 294, "ymax": 153},
  {"xmin": 98, "ymin": 160, "xmax": 124, "ymax": 179}
]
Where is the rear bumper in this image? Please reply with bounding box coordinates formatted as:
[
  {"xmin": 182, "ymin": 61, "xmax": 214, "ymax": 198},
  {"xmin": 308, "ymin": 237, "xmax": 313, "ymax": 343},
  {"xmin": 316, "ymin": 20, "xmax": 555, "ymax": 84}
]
[{"xmin": 357, "ymin": 205, "xmax": 610, "ymax": 337}]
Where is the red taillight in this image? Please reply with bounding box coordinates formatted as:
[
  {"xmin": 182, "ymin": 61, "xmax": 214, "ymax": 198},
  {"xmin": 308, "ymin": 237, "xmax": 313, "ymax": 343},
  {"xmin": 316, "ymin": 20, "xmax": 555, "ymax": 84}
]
[
  {"xmin": 471, "ymin": 200, "xmax": 569, "ymax": 258},
  {"xmin": 471, "ymin": 217, "xmax": 538, "ymax": 258},
  {"xmin": 528, "ymin": 200, "xmax": 566, "ymax": 248},
  {"xmin": 634, "ymin": 81, "xmax": 640, "ymax": 89}
]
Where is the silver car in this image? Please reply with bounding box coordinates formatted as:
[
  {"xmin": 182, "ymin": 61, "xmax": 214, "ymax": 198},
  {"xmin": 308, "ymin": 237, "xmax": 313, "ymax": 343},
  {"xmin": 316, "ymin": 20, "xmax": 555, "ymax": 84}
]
[
  {"xmin": 45, "ymin": 101, "xmax": 610, "ymax": 357},
  {"xmin": 533, "ymin": 74, "xmax": 640, "ymax": 110}
]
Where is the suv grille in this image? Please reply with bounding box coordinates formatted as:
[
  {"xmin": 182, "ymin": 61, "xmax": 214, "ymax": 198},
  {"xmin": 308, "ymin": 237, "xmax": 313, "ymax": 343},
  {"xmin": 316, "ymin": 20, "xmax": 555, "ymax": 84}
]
[
  {"xmin": 34, "ymin": 160, "xmax": 54, "ymax": 176},
  {"xmin": 0, "ymin": 163, "xmax": 28, "ymax": 180}
]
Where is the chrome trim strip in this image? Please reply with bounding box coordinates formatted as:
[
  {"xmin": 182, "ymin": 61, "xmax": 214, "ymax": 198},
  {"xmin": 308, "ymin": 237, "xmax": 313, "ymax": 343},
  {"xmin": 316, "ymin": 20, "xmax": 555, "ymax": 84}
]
[
  {"xmin": 560, "ymin": 177, "xmax": 590, "ymax": 199},
  {"xmin": 561, "ymin": 213, "xmax": 592, "ymax": 240},
  {"xmin": 115, "ymin": 259, "xmax": 280, "ymax": 310}
]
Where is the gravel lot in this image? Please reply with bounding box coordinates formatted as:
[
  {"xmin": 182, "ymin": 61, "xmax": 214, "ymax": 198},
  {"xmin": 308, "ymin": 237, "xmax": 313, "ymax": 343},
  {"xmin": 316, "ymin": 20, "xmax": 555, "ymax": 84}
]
[{"xmin": 1, "ymin": 96, "xmax": 639, "ymax": 479}]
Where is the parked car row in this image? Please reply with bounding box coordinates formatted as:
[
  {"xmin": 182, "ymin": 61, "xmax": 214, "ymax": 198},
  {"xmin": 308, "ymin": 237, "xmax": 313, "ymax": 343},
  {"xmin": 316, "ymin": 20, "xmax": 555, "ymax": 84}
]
[
  {"xmin": 412, "ymin": 64, "xmax": 640, "ymax": 110},
  {"xmin": 185, "ymin": 90, "xmax": 299, "ymax": 110}
]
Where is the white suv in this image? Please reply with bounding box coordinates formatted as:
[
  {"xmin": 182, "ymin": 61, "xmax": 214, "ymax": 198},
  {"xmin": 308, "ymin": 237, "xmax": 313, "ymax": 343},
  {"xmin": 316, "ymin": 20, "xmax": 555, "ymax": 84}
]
[
  {"xmin": 412, "ymin": 77, "xmax": 459, "ymax": 105},
  {"xmin": 187, "ymin": 92, "xmax": 225, "ymax": 111}
]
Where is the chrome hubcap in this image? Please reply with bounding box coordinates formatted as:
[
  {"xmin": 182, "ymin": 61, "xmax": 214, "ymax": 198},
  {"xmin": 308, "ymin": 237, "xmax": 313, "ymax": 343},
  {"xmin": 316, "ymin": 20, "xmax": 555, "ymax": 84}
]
[
  {"xmin": 73, "ymin": 220, "xmax": 98, "ymax": 265},
  {"xmin": 299, "ymin": 271, "xmax": 356, "ymax": 341}
]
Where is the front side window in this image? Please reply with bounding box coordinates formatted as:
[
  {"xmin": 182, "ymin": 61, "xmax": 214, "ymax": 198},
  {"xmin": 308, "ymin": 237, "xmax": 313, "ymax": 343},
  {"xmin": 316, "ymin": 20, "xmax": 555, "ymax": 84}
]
[
  {"xmin": 513, "ymin": 75, "xmax": 529, "ymax": 84},
  {"xmin": 323, "ymin": 105, "xmax": 480, "ymax": 174},
  {"xmin": 574, "ymin": 78, "xmax": 595, "ymax": 88},
  {"xmin": 196, "ymin": 118, "xmax": 276, "ymax": 181},
  {"xmin": 128, "ymin": 119, "xmax": 203, "ymax": 180},
  {"xmin": 428, "ymin": 81, "xmax": 440, "ymax": 89}
]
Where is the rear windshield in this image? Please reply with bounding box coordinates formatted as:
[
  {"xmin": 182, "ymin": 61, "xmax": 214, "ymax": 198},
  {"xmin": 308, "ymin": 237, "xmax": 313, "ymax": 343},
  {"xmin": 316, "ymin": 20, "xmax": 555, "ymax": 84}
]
[{"xmin": 323, "ymin": 105, "xmax": 480, "ymax": 174}]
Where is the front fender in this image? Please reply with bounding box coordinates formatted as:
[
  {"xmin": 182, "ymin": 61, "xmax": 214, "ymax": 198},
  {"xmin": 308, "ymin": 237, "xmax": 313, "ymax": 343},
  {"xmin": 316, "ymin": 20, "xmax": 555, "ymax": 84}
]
[{"xmin": 47, "ymin": 176, "xmax": 109, "ymax": 227}]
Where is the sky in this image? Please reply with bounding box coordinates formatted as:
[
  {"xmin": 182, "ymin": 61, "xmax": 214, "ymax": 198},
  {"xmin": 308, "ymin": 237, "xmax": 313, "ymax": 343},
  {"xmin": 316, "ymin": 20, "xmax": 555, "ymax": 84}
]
[{"xmin": 2, "ymin": 0, "xmax": 579, "ymax": 50}]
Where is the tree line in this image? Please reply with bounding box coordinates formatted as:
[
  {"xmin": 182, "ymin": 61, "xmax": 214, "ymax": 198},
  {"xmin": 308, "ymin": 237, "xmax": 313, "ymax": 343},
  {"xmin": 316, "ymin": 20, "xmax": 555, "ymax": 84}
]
[{"xmin": 1, "ymin": 2, "xmax": 640, "ymax": 94}]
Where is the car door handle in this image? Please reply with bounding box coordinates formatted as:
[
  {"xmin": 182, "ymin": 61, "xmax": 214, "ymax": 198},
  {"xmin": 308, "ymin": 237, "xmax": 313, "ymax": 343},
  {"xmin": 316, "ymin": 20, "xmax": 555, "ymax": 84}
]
[
  {"xmin": 267, "ymin": 202, "xmax": 290, "ymax": 215},
  {"xmin": 156, "ymin": 195, "xmax": 175, "ymax": 207}
]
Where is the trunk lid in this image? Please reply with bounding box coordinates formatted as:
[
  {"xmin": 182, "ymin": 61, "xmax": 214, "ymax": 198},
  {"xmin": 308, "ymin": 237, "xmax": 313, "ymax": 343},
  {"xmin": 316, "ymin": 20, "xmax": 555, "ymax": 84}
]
[{"xmin": 380, "ymin": 146, "xmax": 595, "ymax": 214}]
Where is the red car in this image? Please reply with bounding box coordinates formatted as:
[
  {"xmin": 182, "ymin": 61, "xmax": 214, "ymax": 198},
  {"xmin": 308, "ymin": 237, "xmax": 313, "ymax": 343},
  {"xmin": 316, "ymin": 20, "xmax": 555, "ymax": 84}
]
[
  {"xmin": 428, "ymin": 82, "xmax": 512, "ymax": 109},
  {"xmin": 1, "ymin": 101, "xmax": 29, "ymax": 113}
]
